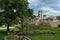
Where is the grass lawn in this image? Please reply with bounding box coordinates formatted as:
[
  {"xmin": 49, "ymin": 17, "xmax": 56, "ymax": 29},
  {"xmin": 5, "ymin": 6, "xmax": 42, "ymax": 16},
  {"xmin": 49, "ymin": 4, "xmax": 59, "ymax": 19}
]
[
  {"xmin": 28, "ymin": 35, "xmax": 60, "ymax": 40},
  {"xmin": 0, "ymin": 27, "xmax": 20, "ymax": 40},
  {"xmin": 0, "ymin": 31, "xmax": 6, "ymax": 40},
  {"xmin": 0, "ymin": 26, "xmax": 60, "ymax": 40},
  {"xmin": 27, "ymin": 27, "xmax": 60, "ymax": 40},
  {"xmin": 7, "ymin": 36, "xmax": 18, "ymax": 40}
]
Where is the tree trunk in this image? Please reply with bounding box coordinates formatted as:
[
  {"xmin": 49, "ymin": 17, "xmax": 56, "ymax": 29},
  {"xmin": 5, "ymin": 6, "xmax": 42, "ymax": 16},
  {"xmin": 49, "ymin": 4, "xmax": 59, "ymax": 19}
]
[{"xmin": 7, "ymin": 23, "xmax": 10, "ymax": 35}]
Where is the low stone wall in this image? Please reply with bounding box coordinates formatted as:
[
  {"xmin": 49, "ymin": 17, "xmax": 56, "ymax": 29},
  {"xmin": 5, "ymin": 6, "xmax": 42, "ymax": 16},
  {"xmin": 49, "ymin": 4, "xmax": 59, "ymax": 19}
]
[
  {"xmin": 18, "ymin": 32, "xmax": 56, "ymax": 35},
  {"xmin": 19, "ymin": 36, "xmax": 31, "ymax": 40},
  {"xmin": 4, "ymin": 31, "xmax": 56, "ymax": 40},
  {"xmin": 4, "ymin": 35, "xmax": 18, "ymax": 40},
  {"xmin": 4, "ymin": 35, "xmax": 31, "ymax": 40}
]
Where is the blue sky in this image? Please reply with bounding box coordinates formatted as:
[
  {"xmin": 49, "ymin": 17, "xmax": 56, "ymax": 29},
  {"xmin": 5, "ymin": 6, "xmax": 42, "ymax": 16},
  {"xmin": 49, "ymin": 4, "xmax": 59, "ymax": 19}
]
[{"xmin": 28, "ymin": 0, "xmax": 60, "ymax": 16}]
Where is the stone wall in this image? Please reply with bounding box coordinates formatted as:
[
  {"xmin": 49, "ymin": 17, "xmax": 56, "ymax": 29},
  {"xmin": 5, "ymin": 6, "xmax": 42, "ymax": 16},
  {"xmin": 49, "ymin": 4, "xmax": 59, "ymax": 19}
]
[{"xmin": 33, "ymin": 19, "xmax": 60, "ymax": 27}]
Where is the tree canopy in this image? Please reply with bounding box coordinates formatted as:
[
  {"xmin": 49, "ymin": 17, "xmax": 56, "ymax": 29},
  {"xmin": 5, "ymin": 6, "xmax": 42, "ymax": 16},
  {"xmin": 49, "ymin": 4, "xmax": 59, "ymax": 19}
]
[{"xmin": 0, "ymin": 0, "xmax": 34, "ymax": 32}]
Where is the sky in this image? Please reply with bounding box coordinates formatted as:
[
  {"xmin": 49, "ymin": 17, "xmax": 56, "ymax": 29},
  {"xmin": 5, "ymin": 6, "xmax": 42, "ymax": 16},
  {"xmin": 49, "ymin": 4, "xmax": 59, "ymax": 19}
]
[{"xmin": 28, "ymin": 0, "xmax": 60, "ymax": 16}]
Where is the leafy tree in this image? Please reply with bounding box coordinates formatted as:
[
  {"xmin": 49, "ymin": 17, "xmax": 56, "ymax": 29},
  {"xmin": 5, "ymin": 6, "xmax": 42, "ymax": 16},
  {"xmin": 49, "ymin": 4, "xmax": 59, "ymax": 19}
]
[
  {"xmin": 0, "ymin": 0, "xmax": 34, "ymax": 33},
  {"xmin": 57, "ymin": 16, "xmax": 60, "ymax": 21}
]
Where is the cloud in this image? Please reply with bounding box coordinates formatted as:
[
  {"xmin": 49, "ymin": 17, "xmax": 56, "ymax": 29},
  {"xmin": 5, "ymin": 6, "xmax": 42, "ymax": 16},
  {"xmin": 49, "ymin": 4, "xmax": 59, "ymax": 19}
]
[
  {"xmin": 40, "ymin": 7, "xmax": 53, "ymax": 11},
  {"xmin": 28, "ymin": 0, "xmax": 60, "ymax": 16},
  {"xmin": 41, "ymin": 0, "xmax": 60, "ymax": 7},
  {"xmin": 40, "ymin": 7, "xmax": 60, "ymax": 16},
  {"xmin": 28, "ymin": 0, "xmax": 60, "ymax": 8},
  {"xmin": 28, "ymin": 0, "xmax": 43, "ymax": 7},
  {"xmin": 41, "ymin": 7, "xmax": 60, "ymax": 13}
]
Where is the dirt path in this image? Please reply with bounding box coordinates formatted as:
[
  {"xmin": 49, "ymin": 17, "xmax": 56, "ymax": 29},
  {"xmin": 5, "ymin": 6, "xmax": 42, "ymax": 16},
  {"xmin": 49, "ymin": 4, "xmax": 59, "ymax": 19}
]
[{"xmin": 0, "ymin": 27, "xmax": 15, "ymax": 30}]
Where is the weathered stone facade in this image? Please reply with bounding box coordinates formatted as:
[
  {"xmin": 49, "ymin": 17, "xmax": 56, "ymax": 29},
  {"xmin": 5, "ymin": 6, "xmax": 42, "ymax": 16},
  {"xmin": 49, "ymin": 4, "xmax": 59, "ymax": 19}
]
[{"xmin": 30, "ymin": 11, "xmax": 60, "ymax": 27}]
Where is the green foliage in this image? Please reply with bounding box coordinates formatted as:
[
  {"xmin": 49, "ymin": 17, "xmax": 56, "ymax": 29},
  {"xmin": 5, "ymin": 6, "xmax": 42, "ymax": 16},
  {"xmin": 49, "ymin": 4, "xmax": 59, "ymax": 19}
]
[
  {"xmin": 0, "ymin": 0, "xmax": 34, "ymax": 31},
  {"xmin": 21, "ymin": 22, "xmax": 39, "ymax": 31},
  {"xmin": 56, "ymin": 16, "xmax": 60, "ymax": 20},
  {"xmin": 27, "ymin": 27, "xmax": 60, "ymax": 40},
  {"xmin": 0, "ymin": 31, "xmax": 6, "ymax": 40},
  {"xmin": 7, "ymin": 36, "xmax": 18, "ymax": 40},
  {"xmin": 39, "ymin": 22, "xmax": 51, "ymax": 27},
  {"xmin": 0, "ymin": 0, "xmax": 33, "ymax": 24},
  {"xmin": 21, "ymin": 21, "xmax": 51, "ymax": 31}
]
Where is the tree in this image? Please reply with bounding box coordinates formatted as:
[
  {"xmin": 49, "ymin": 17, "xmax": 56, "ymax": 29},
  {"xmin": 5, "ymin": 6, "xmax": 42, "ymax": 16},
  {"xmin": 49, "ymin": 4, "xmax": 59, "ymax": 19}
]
[
  {"xmin": 57, "ymin": 16, "xmax": 60, "ymax": 21},
  {"xmin": 0, "ymin": 0, "xmax": 34, "ymax": 34}
]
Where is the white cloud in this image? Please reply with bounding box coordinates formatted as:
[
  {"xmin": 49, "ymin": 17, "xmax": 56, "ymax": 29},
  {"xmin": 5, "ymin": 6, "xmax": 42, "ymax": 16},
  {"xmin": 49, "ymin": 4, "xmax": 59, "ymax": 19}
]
[
  {"xmin": 28, "ymin": 0, "xmax": 43, "ymax": 7},
  {"xmin": 40, "ymin": 7, "xmax": 53, "ymax": 11},
  {"xmin": 28, "ymin": 0, "xmax": 60, "ymax": 7},
  {"xmin": 28, "ymin": 0, "xmax": 60, "ymax": 16},
  {"xmin": 40, "ymin": 7, "xmax": 60, "ymax": 16}
]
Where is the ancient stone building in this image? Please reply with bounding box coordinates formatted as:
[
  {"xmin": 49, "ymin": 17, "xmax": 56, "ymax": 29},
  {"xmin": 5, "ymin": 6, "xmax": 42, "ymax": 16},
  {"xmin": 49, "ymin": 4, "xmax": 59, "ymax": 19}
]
[{"xmin": 30, "ymin": 10, "xmax": 60, "ymax": 27}]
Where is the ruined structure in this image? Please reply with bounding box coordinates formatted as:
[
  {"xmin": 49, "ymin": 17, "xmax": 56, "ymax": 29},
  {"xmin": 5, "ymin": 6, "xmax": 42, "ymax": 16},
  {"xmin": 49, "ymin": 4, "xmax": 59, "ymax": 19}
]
[{"xmin": 30, "ymin": 10, "xmax": 60, "ymax": 27}]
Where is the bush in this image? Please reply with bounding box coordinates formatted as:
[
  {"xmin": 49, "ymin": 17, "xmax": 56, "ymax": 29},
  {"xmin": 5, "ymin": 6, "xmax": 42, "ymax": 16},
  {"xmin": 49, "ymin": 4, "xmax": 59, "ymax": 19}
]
[
  {"xmin": 21, "ymin": 22, "xmax": 39, "ymax": 30},
  {"xmin": 20, "ymin": 21, "xmax": 51, "ymax": 31},
  {"xmin": 58, "ymin": 24, "xmax": 60, "ymax": 28},
  {"xmin": 39, "ymin": 22, "xmax": 51, "ymax": 27}
]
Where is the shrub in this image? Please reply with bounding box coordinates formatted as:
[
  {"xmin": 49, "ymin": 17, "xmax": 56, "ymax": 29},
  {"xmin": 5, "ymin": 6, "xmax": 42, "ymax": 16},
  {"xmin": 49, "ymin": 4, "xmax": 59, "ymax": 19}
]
[
  {"xmin": 21, "ymin": 22, "xmax": 39, "ymax": 30},
  {"xmin": 39, "ymin": 22, "xmax": 51, "ymax": 27},
  {"xmin": 58, "ymin": 24, "xmax": 60, "ymax": 28}
]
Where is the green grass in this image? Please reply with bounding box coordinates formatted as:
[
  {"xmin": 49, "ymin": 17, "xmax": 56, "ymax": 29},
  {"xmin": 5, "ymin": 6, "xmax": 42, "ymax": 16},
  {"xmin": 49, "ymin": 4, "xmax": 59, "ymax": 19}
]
[
  {"xmin": 0, "ymin": 38, "xmax": 4, "ymax": 40},
  {"xmin": 10, "ymin": 27, "xmax": 20, "ymax": 31},
  {"xmin": 27, "ymin": 27, "xmax": 60, "ymax": 40},
  {"xmin": 0, "ymin": 31, "xmax": 18, "ymax": 40},
  {"xmin": 27, "ymin": 33, "xmax": 60, "ymax": 40},
  {"xmin": 0, "ymin": 31, "xmax": 6, "ymax": 40},
  {"xmin": 0, "ymin": 26, "xmax": 60, "ymax": 40},
  {"xmin": 0, "ymin": 27, "xmax": 20, "ymax": 40},
  {"xmin": 28, "ymin": 35, "xmax": 60, "ymax": 40},
  {"xmin": 7, "ymin": 36, "xmax": 18, "ymax": 40},
  {"xmin": 21, "ymin": 27, "xmax": 59, "ymax": 33}
]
